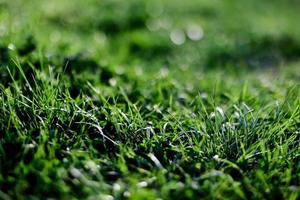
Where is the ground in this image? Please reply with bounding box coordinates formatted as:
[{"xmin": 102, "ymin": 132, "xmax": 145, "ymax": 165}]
[{"xmin": 0, "ymin": 0, "xmax": 300, "ymax": 199}]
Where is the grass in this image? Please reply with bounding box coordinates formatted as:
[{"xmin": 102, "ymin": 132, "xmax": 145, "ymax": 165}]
[{"xmin": 0, "ymin": 0, "xmax": 300, "ymax": 199}]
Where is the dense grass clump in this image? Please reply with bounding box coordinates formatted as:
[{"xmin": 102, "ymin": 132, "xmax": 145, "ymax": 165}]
[{"xmin": 0, "ymin": 0, "xmax": 300, "ymax": 199}]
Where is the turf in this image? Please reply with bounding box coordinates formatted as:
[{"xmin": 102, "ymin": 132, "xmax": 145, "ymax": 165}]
[{"xmin": 0, "ymin": 0, "xmax": 300, "ymax": 199}]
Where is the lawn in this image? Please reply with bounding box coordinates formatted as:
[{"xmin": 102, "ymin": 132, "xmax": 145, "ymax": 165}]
[{"xmin": 0, "ymin": 0, "xmax": 300, "ymax": 199}]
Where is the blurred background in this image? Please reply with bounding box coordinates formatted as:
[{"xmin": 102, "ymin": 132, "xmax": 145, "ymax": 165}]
[{"xmin": 1, "ymin": 0, "xmax": 300, "ymax": 79}]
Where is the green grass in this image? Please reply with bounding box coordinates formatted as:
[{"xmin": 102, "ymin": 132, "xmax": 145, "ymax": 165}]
[{"xmin": 0, "ymin": 0, "xmax": 300, "ymax": 199}]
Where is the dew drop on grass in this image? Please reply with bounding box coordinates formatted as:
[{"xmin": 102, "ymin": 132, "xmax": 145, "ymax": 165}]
[
  {"xmin": 70, "ymin": 167, "xmax": 82, "ymax": 179},
  {"xmin": 216, "ymin": 106, "xmax": 225, "ymax": 119},
  {"xmin": 234, "ymin": 111, "xmax": 240, "ymax": 119},
  {"xmin": 109, "ymin": 78, "xmax": 117, "ymax": 87},
  {"xmin": 200, "ymin": 92, "xmax": 208, "ymax": 99},
  {"xmin": 213, "ymin": 155, "xmax": 219, "ymax": 161},
  {"xmin": 94, "ymin": 32, "xmax": 107, "ymax": 45},
  {"xmin": 85, "ymin": 161, "xmax": 97, "ymax": 174},
  {"xmin": 191, "ymin": 181, "xmax": 199, "ymax": 190},
  {"xmin": 8, "ymin": 43, "xmax": 15, "ymax": 50},
  {"xmin": 123, "ymin": 191, "xmax": 131, "ymax": 198},
  {"xmin": 116, "ymin": 66, "xmax": 125, "ymax": 75},
  {"xmin": 113, "ymin": 183, "xmax": 121, "ymax": 192},
  {"xmin": 137, "ymin": 181, "xmax": 148, "ymax": 188},
  {"xmin": 25, "ymin": 143, "xmax": 35, "ymax": 149},
  {"xmin": 170, "ymin": 29, "xmax": 186, "ymax": 45},
  {"xmin": 135, "ymin": 67, "xmax": 143, "ymax": 76},
  {"xmin": 176, "ymin": 182, "xmax": 185, "ymax": 188},
  {"xmin": 159, "ymin": 67, "xmax": 169, "ymax": 77},
  {"xmin": 186, "ymin": 25, "xmax": 204, "ymax": 41}
]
